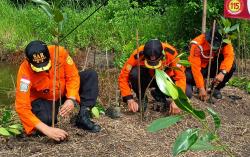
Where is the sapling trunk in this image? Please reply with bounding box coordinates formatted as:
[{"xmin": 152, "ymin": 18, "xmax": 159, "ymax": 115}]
[
  {"xmin": 202, "ymin": 0, "xmax": 207, "ymax": 34},
  {"xmin": 136, "ymin": 30, "xmax": 143, "ymax": 121},
  {"xmin": 206, "ymin": 20, "xmax": 216, "ymax": 103}
]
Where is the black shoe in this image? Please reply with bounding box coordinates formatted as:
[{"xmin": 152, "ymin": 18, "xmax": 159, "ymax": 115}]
[
  {"xmin": 213, "ymin": 89, "xmax": 222, "ymax": 99},
  {"xmin": 76, "ymin": 107, "xmax": 101, "ymax": 133}
]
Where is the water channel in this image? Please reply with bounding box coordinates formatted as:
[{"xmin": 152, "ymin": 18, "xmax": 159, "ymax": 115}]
[{"xmin": 0, "ymin": 63, "xmax": 19, "ymax": 107}]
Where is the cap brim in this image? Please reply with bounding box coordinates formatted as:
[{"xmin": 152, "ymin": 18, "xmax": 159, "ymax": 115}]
[
  {"xmin": 144, "ymin": 60, "xmax": 162, "ymax": 69},
  {"xmin": 31, "ymin": 60, "xmax": 51, "ymax": 72}
]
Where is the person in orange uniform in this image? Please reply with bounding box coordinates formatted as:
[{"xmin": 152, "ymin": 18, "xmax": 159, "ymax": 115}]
[
  {"xmin": 15, "ymin": 40, "xmax": 101, "ymax": 141},
  {"xmin": 186, "ymin": 28, "xmax": 236, "ymax": 100},
  {"xmin": 118, "ymin": 39, "xmax": 186, "ymax": 114}
]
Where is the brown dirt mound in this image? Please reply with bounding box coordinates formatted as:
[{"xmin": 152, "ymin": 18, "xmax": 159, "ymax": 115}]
[{"xmin": 0, "ymin": 84, "xmax": 249, "ymax": 157}]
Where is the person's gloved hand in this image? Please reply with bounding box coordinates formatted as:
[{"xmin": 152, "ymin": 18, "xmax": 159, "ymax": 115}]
[
  {"xmin": 127, "ymin": 99, "xmax": 139, "ymax": 112},
  {"xmin": 199, "ymin": 87, "xmax": 208, "ymax": 101},
  {"xmin": 59, "ymin": 99, "xmax": 75, "ymax": 117},
  {"xmin": 169, "ymin": 101, "xmax": 181, "ymax": 115}
]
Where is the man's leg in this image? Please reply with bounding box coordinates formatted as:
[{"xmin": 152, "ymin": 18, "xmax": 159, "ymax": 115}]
[
  {"xmin": 215, "ymin": 62, "xmax": 236, "ymax": 90},
  {"xmin": 129, "ymin": 66, "xmax": 153, "ymax": 110},
  {"xmin": 76, "ymin": 69, "xmax": 101, "ymax": 133},
  {"xmin": 31, "ymin": 99, "xmax": 60, "ymax": 130},
  {"xmin": 185, "ymin": 68, "xmax": 196, "ymax": 98}
]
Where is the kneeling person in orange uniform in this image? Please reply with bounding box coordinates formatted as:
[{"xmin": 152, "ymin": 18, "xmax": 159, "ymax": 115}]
[
  {"xmin": 186, "ymin": 28, "xmax": 236, "ymax": 100},
  {"xmin": 15, "ymin": 41, "xmax": 101, "ymax": 141},
  {"xmin": 118, "ymin": 39, "xmax": 186, "ymax": 114}
]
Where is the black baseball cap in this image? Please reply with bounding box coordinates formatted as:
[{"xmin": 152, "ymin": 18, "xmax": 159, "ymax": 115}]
[
  {"xmin": 25, "ymin": 40, "xmax": 51, "ymax": 72},
  {"xmin": 205, "ymin": 26, "xmax": 223, "ymax": 50},
  {"xmin": 143, "ymin": 39, "xmax": 164, "ymax": 69}
]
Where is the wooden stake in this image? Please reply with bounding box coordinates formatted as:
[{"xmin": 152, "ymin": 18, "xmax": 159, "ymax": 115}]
[
  {"xmin": 136, "ymin": 30, "xmax": 143, "ymax": 121},
  {"xmin": 202, "ymin": 0, "xmax": 207, "ymax": 33},
  {"xmin": 206, "ymin": 20, "xmax": 216, "ymax": 101}
]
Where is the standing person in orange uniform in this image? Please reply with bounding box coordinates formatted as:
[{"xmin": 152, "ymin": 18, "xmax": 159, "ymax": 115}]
[
  {"xmin": 186, "ymin": 27, "xmax": 236, "ymax": 100},
  {"xmin": 15, "ymin": 40, "xmax": 101, "ymax": 141},
  {"xmin": 118, "ymin": 39, "xmax": 186, "ymax": 114}
]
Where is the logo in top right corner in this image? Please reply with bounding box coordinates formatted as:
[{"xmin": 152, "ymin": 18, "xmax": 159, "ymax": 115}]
[{"xmin": 226, "ymin": 0, "xmax": 244, "ymax": 15}]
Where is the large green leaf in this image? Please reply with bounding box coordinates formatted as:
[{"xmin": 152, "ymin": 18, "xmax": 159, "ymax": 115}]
[
  {"xmin": 147, "ymin": 115, "xmax": 183, "ymax": 132},
  {"xmin": 207, "ymin": 108, "xmax": 221, "ymax": 130},
  {"xmin": 155, "ymin": 69, "xmax": 178, "ymax": 99},
  {"xmin": 7, "ymin": 128, "xmax": 21, "ymax": 135},
  {"xmin": 178, "ymin": 60, "xmax": 191, "ymax": 67},
  {"xmin": 175, "ymin": 87, "xmax": 206, "ymax": 120},
  {"xmin": 189, "ymin": 132, "xmax": 222, "ymax": 151},
  {"xmin": 172, "ymin": 128, "xmax": 199, "ymax": 156},
  {"xmin": 0, "ymin": 127, "xmax": 11, "ymax": 136}
]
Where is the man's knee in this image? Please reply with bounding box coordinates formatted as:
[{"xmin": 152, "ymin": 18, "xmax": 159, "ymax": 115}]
[
  {"xmin": 185, "ymin": 68, "xmax": 194, "ymax": 84},
  {"xmin": 79, "ymin": 69, "xmax": 98, "ymax": 80},
  {"xmin": 31, "ymin": 99, "xmax": 54, "ymax": 126}
]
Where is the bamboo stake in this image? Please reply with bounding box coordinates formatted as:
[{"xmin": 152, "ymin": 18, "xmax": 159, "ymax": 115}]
[
  {"xmin": 52, "ymin": 40, "xmax": 59, "ymax": 128},
  {"xmin": 136, "ymin": 30, "xmax": 143, "ymax": 121},
  {"xmin": 205, "ymin": 20, "xmax": 216, "ymax": 102},
  {"xmin": 83, "ymin": 47, "xmax": 90, "ymax": 71},
  {"xmin": 105, "ymin": 48, "xmax": 111, "ymax": 105},
  {"xmin": 202, "ymin": 0, "xmax": 207, "ymax": 34},
  {"xmin": 237, "ymin": 28, "xmax": 241, "ymax": 76}
]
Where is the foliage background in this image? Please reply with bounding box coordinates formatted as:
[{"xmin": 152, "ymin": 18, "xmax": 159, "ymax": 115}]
[{"xmin": 0, "ymin": 0, "xmax": 249, "ymax": 67}]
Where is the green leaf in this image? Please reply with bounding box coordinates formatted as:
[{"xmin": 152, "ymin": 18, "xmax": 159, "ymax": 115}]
[
  {"xmin": 147, "ymin": 115, "xmax": 183, "ymax": 132},
  {"xmin": 40, "ymin": 4, "xmax": 52, "ymax": 18},
  {"xmin": 91, "ymin": 107, "xmax": 100, "ymax": 118},
  {"xmin": 207, "ymin": 108, "xmax": 221, "ymax": 130},
  {"xmin": 230, "ymin": 24, "xmax": 240, "ymax": 32},
  {"xmin": 178, "ymin": 60, "xmax": 191, "ymax": 67},
  {"xmin": 223, "ymin": 39, "xmax": 231, "ymax": 44},
  {"xmin": 53, "ymin": 8, "xmax": 64, "ymax": 23},
  {"xmin": 174, "ymin": 87, "xmax": 206, "ymax": 120},
  {"xmin": 9, "ymin": 124, "xmax": 23, "ymax": 130},
  {"xmin": 7, "ymin": 128, "xmax": 21, "ymax": 135},
  {"xmin": 224, "ymin": 27, "xmax": 231, "ymax": 34},
  {"xmin": 0, "ymin": 127, "xmax": 11, "ymax": 136},
  {"xmin": 32, "ymin": 0, "xmax": 50, "ymax": 7},
  {"xmin": 172, "ymin": 128, "xmax": 199, "ymax": 156},
  {"xmin": 155, "ymin": 69, "xmax": 178, "ymax": 99},
  {"xmin": 2, "ymin": 110, "xmax": 11, "ymax": 126}
]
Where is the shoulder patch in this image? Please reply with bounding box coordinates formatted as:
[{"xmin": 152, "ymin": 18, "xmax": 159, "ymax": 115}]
[
  {"xmin": 66, "ymin": 55, "xmax": 73, "ymax": 65},
  {"xmin": 126, "ymin": 64, "xmax": 132, "ymax": 71},
  {"xmin": 164, "ymin": 47, "xmax": 175, "ymax": 55},
  {"xmin": 20, "ymin": 78, "xmax": 30, "ymax": 92}
]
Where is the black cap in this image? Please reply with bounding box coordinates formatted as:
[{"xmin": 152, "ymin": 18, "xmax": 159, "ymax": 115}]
[
  {"xmin": 205, "ymin": 26, "xmax": 223, "ymax": 49},
  {"xmin": 143, "ymin": 39, "xmax": 163, "ymax": 69},
  {"xmin": 25, "ymin": 40, "xmax": 50, "ymax": 70}
]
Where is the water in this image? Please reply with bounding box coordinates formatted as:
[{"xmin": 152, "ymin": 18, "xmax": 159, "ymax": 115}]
[{"xmin": 0, "ymin": 63, "xmax": 19, "ymax": 107}]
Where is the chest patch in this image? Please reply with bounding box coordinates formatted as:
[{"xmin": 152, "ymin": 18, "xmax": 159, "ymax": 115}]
[{"xmin": 20, "ymin": 78, "xmax": 30, "ymax": 92}]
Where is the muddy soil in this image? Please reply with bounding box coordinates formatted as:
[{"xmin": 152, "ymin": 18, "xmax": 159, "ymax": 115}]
[{"xmin": 0, "ymin": 50, "xmax": 249, "ymax": 157}]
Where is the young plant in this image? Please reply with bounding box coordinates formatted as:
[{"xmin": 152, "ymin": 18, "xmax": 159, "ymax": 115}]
[
  {"xmin": 0, "ymin": 109, "xmax": 23, "ymax": 137},
  {"xmin": 147, "ymin": 69, "xmax": 233, "ymax": 156}
]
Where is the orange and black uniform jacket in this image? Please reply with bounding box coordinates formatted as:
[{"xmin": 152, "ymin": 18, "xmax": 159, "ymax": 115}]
[
  {"xmin": 118, "ymin": 43, "xmax": 186, "ymax": 102},
  {"xmin": 189, "ymin": 34, "xmax": 234, "ymax": 89},
  {"xmin": 15, "ymin": 45, "xmax": 80, "ymax": 134}
]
